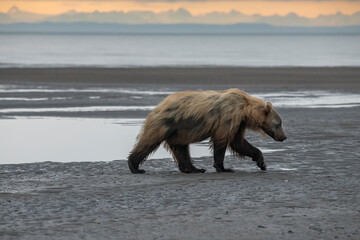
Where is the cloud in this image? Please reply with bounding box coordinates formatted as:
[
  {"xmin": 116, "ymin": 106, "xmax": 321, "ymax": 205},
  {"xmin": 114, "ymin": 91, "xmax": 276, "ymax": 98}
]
[
  {"xmin": 2, "ymin": 5, "xmax": 360, "ymax": 26},
  {"xmin": 3, "ymin": 0, "xmax": 360, "ymax": 19}
]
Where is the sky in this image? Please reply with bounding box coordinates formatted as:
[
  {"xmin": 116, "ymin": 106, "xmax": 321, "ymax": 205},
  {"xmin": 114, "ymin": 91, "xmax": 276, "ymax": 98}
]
[{"xmin": 1, "ymin": 0, "xmax": 360, "ymax": 18}]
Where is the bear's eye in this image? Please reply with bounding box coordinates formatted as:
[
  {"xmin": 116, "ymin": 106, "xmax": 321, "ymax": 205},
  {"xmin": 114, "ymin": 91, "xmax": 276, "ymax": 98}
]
[{"xmin": 275, "ymin": 124, "xmax": 281, "ymax": 129}]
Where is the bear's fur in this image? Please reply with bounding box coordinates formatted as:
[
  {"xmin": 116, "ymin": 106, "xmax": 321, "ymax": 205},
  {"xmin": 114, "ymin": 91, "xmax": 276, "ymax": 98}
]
[{"xmin": 128, "ymin": 88, "xmax": 287, "ymax": 174}]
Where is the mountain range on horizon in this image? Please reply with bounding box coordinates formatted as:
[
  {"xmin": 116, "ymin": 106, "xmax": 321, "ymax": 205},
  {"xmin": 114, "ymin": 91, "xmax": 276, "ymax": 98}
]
[{"xmin": 1, "ymin": 6, "xmax": 360, "ymax": 27}]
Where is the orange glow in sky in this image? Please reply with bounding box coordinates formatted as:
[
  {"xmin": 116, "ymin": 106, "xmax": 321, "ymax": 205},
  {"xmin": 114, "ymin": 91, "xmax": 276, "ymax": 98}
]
[{"xmin": 1, "ymin": 1, "xmax": 360, "ymax": 18}]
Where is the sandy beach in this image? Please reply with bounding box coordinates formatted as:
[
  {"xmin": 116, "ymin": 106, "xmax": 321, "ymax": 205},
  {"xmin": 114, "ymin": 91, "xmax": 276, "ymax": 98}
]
[{"xmin": 1, "ymin": 67, "xmax": 360, "ymax": 239}]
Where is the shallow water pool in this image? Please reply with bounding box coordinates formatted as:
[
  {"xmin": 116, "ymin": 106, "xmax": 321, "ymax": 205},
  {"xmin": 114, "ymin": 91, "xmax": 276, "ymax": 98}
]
[{"xmin": 0, "ymin": 117, "xmax": 284, "ymax": 164}]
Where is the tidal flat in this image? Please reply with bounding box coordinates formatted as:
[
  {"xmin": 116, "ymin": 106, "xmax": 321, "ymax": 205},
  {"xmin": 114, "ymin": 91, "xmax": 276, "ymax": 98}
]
[{"xmin": 1, "ymin": 67, "xmax": 359, "ymax": 239}]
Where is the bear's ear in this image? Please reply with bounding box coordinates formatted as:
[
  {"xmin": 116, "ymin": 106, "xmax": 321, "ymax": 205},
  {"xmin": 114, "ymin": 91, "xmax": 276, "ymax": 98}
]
[{"xmin": 265, "ymin": 102, "xmax": 272, "ymax": 115}]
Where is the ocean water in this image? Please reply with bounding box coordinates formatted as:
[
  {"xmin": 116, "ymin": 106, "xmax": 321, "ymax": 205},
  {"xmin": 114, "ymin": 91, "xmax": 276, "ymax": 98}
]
[
  {"xmin": 1, "ymin": 85, "xmax": 360, "ymax": 111},
  {"xmin": 1, "ymin": 33, "xmax": 360, "ymax": 67}
]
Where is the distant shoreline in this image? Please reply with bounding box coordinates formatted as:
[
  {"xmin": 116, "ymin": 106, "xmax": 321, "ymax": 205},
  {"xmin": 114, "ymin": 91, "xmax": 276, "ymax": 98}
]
[
  {"xmin": 1, "ymin": 67, "xmax": 359, "ymax": 90},
  {"xmin": 1, "ymin": 23, "xmax": 360, "ymax": 35}
]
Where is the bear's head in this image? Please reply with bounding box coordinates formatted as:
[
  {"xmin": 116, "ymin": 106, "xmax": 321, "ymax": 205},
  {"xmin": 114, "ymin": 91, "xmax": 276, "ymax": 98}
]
[{"xmin": 261, "ymin": 102, "xmax": 287, "ymax": 142}]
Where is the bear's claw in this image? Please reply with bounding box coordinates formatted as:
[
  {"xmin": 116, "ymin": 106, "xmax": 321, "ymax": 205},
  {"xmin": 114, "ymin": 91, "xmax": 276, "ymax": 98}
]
[
  {"xmin": 257, "ymin": 162, "xmax": 267, "ymax": 171},
  {"xmin": 131, "ymin": 169, "xmax": 146, "ymax": 174},
  {"xmin": 128, "ymin": 161, "xmax": 146, "ymax": 174},
  {"xmin": 181, "ymin": 168, "xmax": 206, "ymax": 174},
  {"xmin": 215, "ymin": 167, "xmax": 235, "ymax": 173}
]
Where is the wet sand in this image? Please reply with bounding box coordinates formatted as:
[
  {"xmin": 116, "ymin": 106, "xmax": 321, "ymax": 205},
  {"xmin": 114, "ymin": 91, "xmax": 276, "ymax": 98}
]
[
  {"xmin": 1, "ymin": 67, "xmax": 360, "ymax": 239},
  {"xmin": 1, "ymin": 67, "xmax": 360, "ymax": 90}
]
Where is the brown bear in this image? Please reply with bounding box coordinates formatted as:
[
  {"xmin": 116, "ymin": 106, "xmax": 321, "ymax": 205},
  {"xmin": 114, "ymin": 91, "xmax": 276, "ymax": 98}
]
[{"xmin": 128, "ymin": 88, "xmax": 286, "ymax": 174}]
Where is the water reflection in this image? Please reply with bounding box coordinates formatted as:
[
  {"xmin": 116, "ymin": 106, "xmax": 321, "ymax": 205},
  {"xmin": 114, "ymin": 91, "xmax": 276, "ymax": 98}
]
[
  {"xmin": 1, "ymin": 118, "xmax": 160, "ymax": 164},
  {"xmin": 0, "ymin": 117, "xmax": 284, "ymax": 164}
]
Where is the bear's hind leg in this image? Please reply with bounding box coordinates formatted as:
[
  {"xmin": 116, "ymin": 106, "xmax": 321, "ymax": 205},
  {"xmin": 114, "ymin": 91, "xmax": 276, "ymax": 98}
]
[
  {"xmin": 168, "ymin": 144, "xmax": 206, "ymax": 173},
  {"xmin": 213, "ymin": 145, "xmax": 234, "ymax": 172},
  {"xmin": 128, "ymin": 142, "xmax": 161, "ymax": 174}
]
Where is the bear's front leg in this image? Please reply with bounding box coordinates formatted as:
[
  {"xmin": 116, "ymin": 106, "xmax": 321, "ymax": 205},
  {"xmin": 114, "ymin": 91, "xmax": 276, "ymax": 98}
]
[
  {"xmin": 213, "ymin": 145, "xmax": 234, "ymax": 172},
  {"xmin": 230, "ymin": 139, "xmax": 267, "ymax": 171},
  {"xmin": 252, "ymin": 149, "xmax": 267, "ymax": 171}
]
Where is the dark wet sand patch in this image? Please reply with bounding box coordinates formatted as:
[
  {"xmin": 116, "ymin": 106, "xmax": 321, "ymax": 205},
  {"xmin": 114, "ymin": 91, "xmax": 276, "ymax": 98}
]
[{"xmin": 1, "ymin": 67, "xmax": 360, "ymax": 91}]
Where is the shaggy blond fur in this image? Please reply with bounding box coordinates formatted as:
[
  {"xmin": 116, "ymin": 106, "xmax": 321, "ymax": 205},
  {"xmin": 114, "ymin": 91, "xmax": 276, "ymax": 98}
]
[
  {"xmin": 128, "ymin": 88, "xmax": 286, "ymax": 174},
  {"xmin": 141, "ymin": 89, "xmax": 267, "ymax": 145}
]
